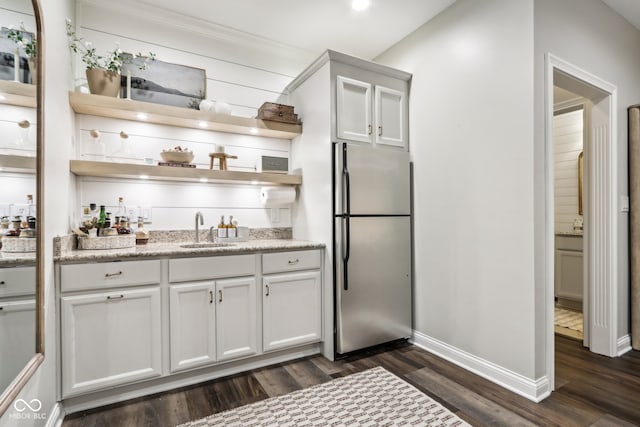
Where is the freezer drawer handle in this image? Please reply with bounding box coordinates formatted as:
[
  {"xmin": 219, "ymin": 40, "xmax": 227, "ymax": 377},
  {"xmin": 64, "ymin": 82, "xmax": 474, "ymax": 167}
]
[
  {"xmin": 287, "ymin": 259, "xmax": 299, "ymax": 265},
  {"xmin": 105, "ymin": 271, "xmax": 123, "ymax": 278}
]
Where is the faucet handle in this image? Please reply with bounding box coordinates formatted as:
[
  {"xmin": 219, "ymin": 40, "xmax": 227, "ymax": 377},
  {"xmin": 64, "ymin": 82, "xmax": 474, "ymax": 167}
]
[{"xmin": 209, "ymin": 226, "xmax": 218, "ymax": 243}]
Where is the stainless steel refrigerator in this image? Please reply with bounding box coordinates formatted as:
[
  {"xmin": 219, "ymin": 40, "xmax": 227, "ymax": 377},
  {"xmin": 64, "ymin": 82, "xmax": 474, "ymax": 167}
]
[{"xmin": 333, "ymin": 141, "xmax": 412, "ymax": 356}]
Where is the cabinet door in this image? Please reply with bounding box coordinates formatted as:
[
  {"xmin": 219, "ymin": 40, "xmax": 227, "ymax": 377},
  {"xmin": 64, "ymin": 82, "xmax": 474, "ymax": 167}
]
[
  {"xmin": 375, "ymin": 85, "xmax": 406, "ymax": 148},
  {"xmin": 169, "ymin": 282, "xmax": 216, "ymax": 372},
  {"xmin": 263, "ymin": 271, "xmax": 322, "ymax": 352},
  {"xmin": 215, "ymin": 277, "xmax": 256, "ymax": 361},
  {"xmin": 336, "ymin": 76, "xmax": 372, "ymax": 143},
  {"xmin": 61, "ymin": 287, "xmax": 162, "ymax": 397},
  {"xmin": 0, "ymin": 299, "xmax": 35, "ymax": 390},
  {"xmin": 555, "ymin": 250, "xmax": 584, "ymax": 301}
]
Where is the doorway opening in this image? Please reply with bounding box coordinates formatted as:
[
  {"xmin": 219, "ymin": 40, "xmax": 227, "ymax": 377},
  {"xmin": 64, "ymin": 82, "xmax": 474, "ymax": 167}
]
[{"xmin": 545, "ymin": 54, "xmax": 618, "ymax": 391}]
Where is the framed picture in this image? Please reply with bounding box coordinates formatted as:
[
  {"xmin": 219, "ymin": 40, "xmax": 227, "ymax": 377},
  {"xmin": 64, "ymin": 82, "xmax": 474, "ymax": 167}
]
[
  {"xmin": 120, "ymin": 54, "xmax": 206, "ymax": 109},
  {"xmin": 0, "ymin": 27, "xmax": 33, "ymax": 83}
]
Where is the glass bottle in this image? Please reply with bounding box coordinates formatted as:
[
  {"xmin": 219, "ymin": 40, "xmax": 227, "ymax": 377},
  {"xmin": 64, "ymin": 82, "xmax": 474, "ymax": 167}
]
[
  {"xmin": 116, "ymin": 197, "xmax": 127, "ymax": 221},
  {"xmin": 217, "ymin": 215, "xmax": 227, "ymax": 238},
  {"xmin": 227, "ymin": 215, "xmax": 236, "ymax": 238},
  {"xmin": 98, "ymin": 205, "xmax": 106, "ymax": 229},
  {"xmin": 135, "ymin": 217, "xmax": 149, "ymax": 245},
  {"xmin": 0, "ymin": 216, "xmax": 9, "ymax": 236}
]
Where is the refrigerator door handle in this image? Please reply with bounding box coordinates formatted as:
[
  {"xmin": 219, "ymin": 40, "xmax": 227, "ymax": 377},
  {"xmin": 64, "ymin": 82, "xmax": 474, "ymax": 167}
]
[
  {"xmin": 343, "ymin": 215, "xmax": 350, "ymax": 291},
  {"xmin": 343, "ymin": 143, "xmax": 351, "ymax": 216}
]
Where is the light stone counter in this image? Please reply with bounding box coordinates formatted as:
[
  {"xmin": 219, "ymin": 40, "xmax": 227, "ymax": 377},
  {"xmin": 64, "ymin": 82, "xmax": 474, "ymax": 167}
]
[
  {"xmin": 55, "ymin": 239, "xmax": 325, "ymax": 264},
  {"xmin": 0, "ymin": 251, "xmax": 36, "ymax": 266}
]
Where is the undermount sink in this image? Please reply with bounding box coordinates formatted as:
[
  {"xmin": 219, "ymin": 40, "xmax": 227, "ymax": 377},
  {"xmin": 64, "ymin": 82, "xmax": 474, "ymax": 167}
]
[{"xmin": 179, "ymin": 242, "xmax": 234, "ymax": 249}]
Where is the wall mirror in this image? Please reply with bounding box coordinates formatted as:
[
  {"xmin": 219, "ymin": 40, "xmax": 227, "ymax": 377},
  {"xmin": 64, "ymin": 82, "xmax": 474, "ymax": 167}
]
[{"xmin": 0, "ymin": 0, "xmax": 43, "ymax": 417}]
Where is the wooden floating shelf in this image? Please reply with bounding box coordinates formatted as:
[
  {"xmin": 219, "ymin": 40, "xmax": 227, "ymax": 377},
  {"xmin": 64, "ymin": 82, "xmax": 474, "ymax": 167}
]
[
  {"xmin": 0, "ymin": 80, "xmax": 37, "ymax": 108},
  {"xmin": 0, "ymin": 153, "xmax": 36, "ymax": 173},
  {"xmin": 69, "ymin": 92, "xmax": 302, "ymax": 140},
  {"xmin": 70, "ymin": 160, "xmax": 302, "ymax": 186}
]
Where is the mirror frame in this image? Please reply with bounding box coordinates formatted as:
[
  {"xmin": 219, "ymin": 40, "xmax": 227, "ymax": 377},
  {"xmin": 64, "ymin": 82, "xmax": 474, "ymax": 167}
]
[{"xmin": 0, "ymin": 0, "xmax": 44, "ymax": 417}]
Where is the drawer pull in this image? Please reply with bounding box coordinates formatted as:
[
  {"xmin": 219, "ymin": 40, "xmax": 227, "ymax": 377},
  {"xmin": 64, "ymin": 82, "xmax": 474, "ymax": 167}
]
[
  {"xmin": 105, "ymin": 271, "xmax": 123, "ymax": 278},
  {"xmin": 209, "ymin": 290, "xmax": 213, "ymax": 304},
  {"xmin": 288, "ymin": 259, "xmax": 299, "ymax": 265},
  {"xmin": 265, "ymin": 284, "xmax": 270, "ymax": 296},
  {"xmin": 378, "ymin": 126, "xmax": 383, "ymax": 136},
  {"xmin": 0, "ymin": 281, "xmax": 5, "ymax": 285},
  {"xmin": 107, "ymin": 294, "xmax": 124, "ymax": 300},
  {"xmin": 218, "ymin": 290, "xmax": 222, "ymax": 303},
  {"xmin": 367, "ymin": 124, "xmax": 372, "ymax": 135}
]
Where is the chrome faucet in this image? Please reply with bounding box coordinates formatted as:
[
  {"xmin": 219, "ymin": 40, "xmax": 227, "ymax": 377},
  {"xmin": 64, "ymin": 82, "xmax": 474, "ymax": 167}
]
[{"xmin": 195, "ymin": 211, "xmax": 204, "ymax": 242}]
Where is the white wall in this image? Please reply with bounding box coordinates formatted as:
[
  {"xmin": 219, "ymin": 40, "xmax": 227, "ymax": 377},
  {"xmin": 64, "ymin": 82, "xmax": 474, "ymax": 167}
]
[
  {"xmin": 533, "ymin": 0, "xmax": 640, "ymax": 344},
  {"xmin": 376, "ymin": 0, "xmax": 537, "ymax": 381},
  {"xmin": 553, "ymin": 109, "xmax": 583, "ymax": 233}
]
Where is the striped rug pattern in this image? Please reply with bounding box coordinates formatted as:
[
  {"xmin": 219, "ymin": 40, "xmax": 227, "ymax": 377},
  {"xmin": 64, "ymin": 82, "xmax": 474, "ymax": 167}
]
[
  {"xmin": 555, "ymin": 307, "xmax": 583, "ymax": 332},
  {"xmin": 179, "ymin": 367, "xmax": 469, "ymax": 427}
]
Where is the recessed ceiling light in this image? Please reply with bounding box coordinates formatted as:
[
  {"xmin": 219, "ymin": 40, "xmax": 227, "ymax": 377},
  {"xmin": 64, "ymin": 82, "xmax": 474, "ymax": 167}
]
[
  {"xmin": 0, "ymin": 94, "xmax": 6, "ymax": 101},
  {"xmin": 251, "ymin": 180, "xmax": 259, "ymax": 185},
  {"xmin": 136, "ymin": 113, "xmax": 148, "ymax": 120},
  {"xmin": 249, "ymin": 128, "xmax": 259, "ymax": 134},
  {"xmin": 198, "ymin": 121, "xmax": 208, "ymax": 128},
  {"xmin": 199, "ymin": 178, "xmax": 208, "ymax": 183},
  {"xmin": 139, "ymin": 175, "xmax": 149, "ymax": 180},
  {"xmin": 351, "ymin": 0, "xmax": 370, "ymax": 11}
]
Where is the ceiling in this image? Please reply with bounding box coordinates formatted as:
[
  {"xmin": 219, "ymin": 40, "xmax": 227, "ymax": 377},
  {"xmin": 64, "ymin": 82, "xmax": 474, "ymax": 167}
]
[
  {"xmin": 128, "ymin": 0, "xmax": 456, "ymax": 60},
  {"xmin": 602, "ymin": 0, "xmax": 640, "ymax": 31}
]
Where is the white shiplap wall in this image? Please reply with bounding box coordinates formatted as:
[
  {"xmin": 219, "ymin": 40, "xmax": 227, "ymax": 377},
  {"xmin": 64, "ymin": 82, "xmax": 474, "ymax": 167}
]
[
  {"xmin": 70, "ymin": 1, "xmax": 315, "ymax": 230},
  {"xmin": 553, "ymin": 108, "xmax": 583, "ymax": 233}
]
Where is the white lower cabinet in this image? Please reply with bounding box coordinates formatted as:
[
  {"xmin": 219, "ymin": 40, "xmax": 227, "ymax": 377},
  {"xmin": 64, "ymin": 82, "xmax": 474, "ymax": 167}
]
[
  {"xmin": 215, "ymin": 277, "xmax": 257, "ymax": 361},
  {"xmin": 61, "ymin": 287, "xmax": 162, "ymax": 397},
  {"xmin": 263, "ymin": 270, "xmax": 322, "ymax": 352},
  {"xmin": 169, "ymin": 282, "xmax": 216, "ymax": 372},
  {"xmin": 169, "ymin": 277, "xmax": 257, "ymax": 372}
]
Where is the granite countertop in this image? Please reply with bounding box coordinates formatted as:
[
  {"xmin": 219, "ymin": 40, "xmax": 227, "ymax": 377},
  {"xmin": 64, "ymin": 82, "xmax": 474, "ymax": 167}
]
[
  {"xmin": 55, "ymin": 239, "xmax": 325, "ymax": 263},
  {"xmin": 0, "ymin": 251, "xmax": 36, "ymax": 267}
]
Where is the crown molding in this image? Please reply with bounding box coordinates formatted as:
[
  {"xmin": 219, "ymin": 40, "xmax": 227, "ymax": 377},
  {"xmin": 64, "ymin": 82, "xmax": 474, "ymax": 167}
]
[{"xmin": 77, "ymin": 0, "xmax": 316, "ymax": 63}]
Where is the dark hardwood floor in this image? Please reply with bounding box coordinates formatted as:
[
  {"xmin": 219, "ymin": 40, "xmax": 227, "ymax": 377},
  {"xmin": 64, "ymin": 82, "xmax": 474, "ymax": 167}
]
[{"xmin": 63, "ymin": 335, "xmax": 640, "ymax": 426}]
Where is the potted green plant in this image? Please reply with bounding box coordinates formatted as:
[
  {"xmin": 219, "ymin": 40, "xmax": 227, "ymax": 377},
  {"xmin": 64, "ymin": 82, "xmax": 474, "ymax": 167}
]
[
  {"xmin": 66, "ymin": 18, "xmax": 155, "ymax": 97},
  {"xmin": 6, "ymin": 22, "xmax": 37, "ymax": 84}
]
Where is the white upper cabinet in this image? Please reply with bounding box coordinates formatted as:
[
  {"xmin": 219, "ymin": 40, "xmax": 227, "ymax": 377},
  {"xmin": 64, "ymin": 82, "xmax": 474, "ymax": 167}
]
[
  {"xmin": 375, "ymin": 86, "xmax": 405, "ymax": 148},
  {"xmin": 336, "ymin": 75, "xmax": 407, "ymax": 149},
  {"xmin": 336, "ymin": 76, "xmax": 373, "ymax": 143}
]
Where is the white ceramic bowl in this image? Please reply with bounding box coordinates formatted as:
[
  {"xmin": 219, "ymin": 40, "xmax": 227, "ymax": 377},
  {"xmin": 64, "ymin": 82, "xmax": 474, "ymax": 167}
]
[{"xmin": 160, "ymin": 150, "xmax": 194, "ymax": 164}]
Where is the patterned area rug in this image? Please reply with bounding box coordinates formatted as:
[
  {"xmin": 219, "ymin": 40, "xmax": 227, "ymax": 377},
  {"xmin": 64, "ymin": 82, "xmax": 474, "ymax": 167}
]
[
  {"xmin": 555, "ymin": 307, "xmax": 583, "ymax": 332},
  {"xmin": 179, "ymin": 367, "xmax": 469, "ymax": 426}
]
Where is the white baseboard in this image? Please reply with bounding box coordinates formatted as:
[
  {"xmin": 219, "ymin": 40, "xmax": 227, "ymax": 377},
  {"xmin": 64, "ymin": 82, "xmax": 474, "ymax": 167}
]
[
  {"xmin": 45, "ymin": 402, "xmax": 64, "ymax": 427},
  {"xmin": 411, "ymin": 330, "xmax": 550, "ymax": 403},
  {"xmin": 617, "ymin": 334, "xmax": 632, "ymax": 356}
]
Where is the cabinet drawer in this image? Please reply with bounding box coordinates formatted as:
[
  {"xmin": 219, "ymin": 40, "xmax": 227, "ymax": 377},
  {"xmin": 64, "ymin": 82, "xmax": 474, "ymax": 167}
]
[
  {"xmin": 555, "ymin": 236, "xmax": 583, "ymax": 252},
  {"xmin": 169, "ymin": 254, "xmax": 255, "ymax": 283},
  {"xmin": 262, "ymin": 250, "xmax": 321, "ymax": 274},
  {"xmin": 0, "ymin": 266, "xmax": 35, "ymax": 298},
  {"xmin": 61, "ymin": 260, "xmax": 161, "ymax": 292}
]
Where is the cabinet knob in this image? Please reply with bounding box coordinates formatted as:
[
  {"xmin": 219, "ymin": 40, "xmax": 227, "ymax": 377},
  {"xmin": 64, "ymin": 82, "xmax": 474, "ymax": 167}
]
[{"xmin": 0, "ymin": 281, "xmax": 5, "ymax": 285}]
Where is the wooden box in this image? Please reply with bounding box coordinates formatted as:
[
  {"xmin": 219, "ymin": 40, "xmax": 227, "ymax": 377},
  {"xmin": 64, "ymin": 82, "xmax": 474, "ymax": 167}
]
[{"xmin": 257, "ymin": 102, "xmax": 298, "ymax": 124}]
